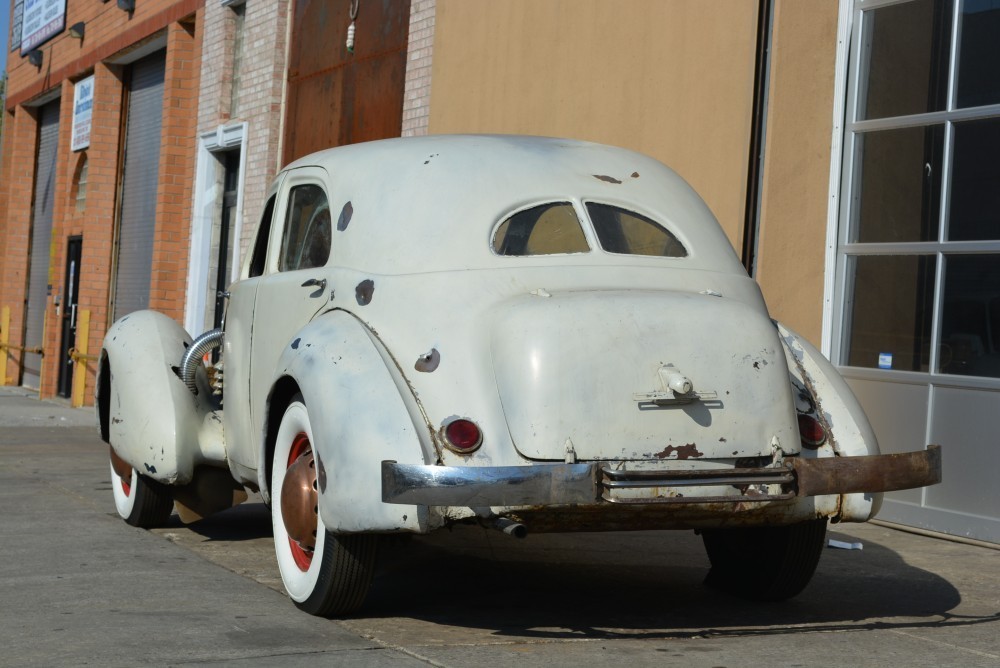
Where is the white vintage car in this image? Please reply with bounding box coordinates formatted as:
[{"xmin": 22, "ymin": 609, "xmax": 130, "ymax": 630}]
[{"xmin": 98, "ymin": 135, "xmax": 941, "ymax": 616}]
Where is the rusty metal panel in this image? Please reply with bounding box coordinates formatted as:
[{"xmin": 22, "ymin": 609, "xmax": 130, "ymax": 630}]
[
  {"xmin": 793, "ymin": 445, "xmax": 942, "ymax": 497},
  {"xmin": 284, "ymin": 0, "xmax": 411, "ymax": 166}
]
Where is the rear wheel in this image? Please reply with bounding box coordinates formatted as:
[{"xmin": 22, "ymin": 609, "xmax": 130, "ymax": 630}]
[
  {"xmin": 109, "ymin": 446, "xmax": 174, "ymax": 528},
  {"xmin": 271, "ymin": 395, "xmax": 377, "ymax": 616},
  {"xmin": 701, "ymin": 518, "xmax": 827, "ymax": 601}
]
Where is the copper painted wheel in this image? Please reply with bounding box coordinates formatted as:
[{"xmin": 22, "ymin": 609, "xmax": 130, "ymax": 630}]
[{"xmin": 281, "ymin": 432, "xmax": 319, "ymax": 571}]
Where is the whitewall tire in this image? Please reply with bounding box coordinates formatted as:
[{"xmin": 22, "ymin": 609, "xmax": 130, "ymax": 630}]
[{"xmin": 271, "ymin": 395, "xmax": 377, "ymax": 616}]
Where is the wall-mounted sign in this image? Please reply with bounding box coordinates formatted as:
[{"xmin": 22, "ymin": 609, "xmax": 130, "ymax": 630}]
[
  {"xmin": 71, "ymin": 75, "xmax": 94, "ymax": 152},
  {"xmin": 11, "ymin": 0, "xmax": 25, "ymax": 52},
  {"xmin": 20, "ymin": 0, "xmax": 66, "ymax": 53}
]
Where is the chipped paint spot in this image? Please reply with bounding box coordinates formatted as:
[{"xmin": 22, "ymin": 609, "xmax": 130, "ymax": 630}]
[
  {"xmin": 415, "ymin": 348, "xmax": 440, "ymax": 373},
  {"xmin": 291, "ymin": 338, "xmax": 301, "ymax": 350},
  {"xmin": 593, "ymin": 174, "xmax": 622, "ymax": 184},
  {"xmin": 337, "ymin": 201, "xmax": 353, "ymax": 231},
  {"xmin": 719, "ymin": 437, "xmax": 727, "ymax": 442},
  {"xmin": 144, "ymin": 463, "xmax": 157, "ymax": 474},
  {"xmin": 355, "ymin": 279, "xmax": 375, "ymax": 305},
  {"xmin": 653, "ymin": 443, "xmax": 704, "ymax": 460},
  {"xmin": 631, "ymin": 172, "xmax": 640, "ymax": 178}
]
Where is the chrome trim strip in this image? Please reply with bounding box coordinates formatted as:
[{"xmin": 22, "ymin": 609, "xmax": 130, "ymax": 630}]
[{"xmin": 381, "ymin": 461, "xmax": 597, "ymax": 506}]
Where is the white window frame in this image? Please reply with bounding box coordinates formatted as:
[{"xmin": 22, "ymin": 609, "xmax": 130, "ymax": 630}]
[
  {"xmin": 831, "ymin": 0, "xmax": 1000, "ymax": 392},
  {"xmin": 185, "ymin": 122, "xmax": 248, "ymax": 335}
]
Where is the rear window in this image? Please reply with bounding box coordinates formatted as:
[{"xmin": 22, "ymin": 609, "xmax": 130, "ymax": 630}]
[
  {"xmin": 586, "ymin": 203, "xmax": 687, "ymax": 257},
  {"xmin": 493, "ymin": 202, "xmax": 590, "ymax": 256}
]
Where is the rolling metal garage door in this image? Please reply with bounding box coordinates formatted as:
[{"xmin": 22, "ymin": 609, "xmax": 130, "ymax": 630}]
[
  {"xmin": 113, "ymin": 51, "xmax": 165, "ymax": 323},
  {"xmin": 22, "ymin": 99, "xmax": 61, "ymax": 390}
]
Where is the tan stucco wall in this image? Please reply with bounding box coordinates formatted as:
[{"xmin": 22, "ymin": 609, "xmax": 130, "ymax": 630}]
[
  {"xmin": 427, "ymin": 0, "xmax": 759, "ymax": 248},
  {"xmin": 754, "ymin": 2, "xmax": 840, "ymax": 347}
]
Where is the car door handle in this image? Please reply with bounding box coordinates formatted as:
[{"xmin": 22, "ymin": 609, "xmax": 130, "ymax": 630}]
[{"xmin": 301, "ymin": 278, "xmax": 327, "ymax": 291}]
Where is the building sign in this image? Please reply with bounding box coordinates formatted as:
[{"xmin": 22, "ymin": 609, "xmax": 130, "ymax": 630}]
[
  {"xmin": 11, "ymin": 0, "xmax": 24, "ymax": 52},
  {"xmin": 20, "ymin": 0, "xmax": 66, "ymax": 53},
  {"xmin": 71, "ymin": 76, "xmax": 94, "ymax": 152}
]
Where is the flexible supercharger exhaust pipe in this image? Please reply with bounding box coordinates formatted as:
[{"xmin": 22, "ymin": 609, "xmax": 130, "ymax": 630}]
[{"xmin": 180, "ymin": 329, "xmax": 224, "ymax": 395}]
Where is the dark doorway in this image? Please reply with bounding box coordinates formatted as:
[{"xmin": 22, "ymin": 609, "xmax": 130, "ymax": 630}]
[
  {"xmin": 214, "ymin": 150, "xmax": 240, "ymax": 331},
  {"xmin": 58, "ymin": 237, "xmax": 83, "ymax": 398}
]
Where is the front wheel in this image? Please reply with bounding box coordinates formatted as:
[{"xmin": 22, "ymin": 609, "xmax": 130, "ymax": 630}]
[
  {"xmin": 271, "ymin": 395, "xmax": 377, "ymax": 617},
  {"xmin": 110, "ymin": 446, "xmax": 174, "ymax": 528},
  {"xmin": 701, "ymin": 518, "xmax": 828, "ymax": 601}
]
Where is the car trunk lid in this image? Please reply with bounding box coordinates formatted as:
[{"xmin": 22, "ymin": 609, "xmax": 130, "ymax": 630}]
[{"xmin": 490, "ymin": 290, "xmax": 798, "ymax": 462}]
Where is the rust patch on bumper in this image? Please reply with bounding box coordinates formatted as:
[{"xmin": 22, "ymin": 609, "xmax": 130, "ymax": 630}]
[{"xmin": 793, "ymin": 445, "xmax": 942, "ymax": 496}]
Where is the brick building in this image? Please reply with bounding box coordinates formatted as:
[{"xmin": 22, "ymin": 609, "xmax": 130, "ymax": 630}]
[{"xmin": 0, "ymin": 0, "xmax": 203, "ymax": 403}]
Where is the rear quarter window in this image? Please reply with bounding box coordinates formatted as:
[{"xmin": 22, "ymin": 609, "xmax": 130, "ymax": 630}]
[
  {"xmin": 586, "ymin": 202, "xmax": 687, "ymax": 257},
  {"xmin": 493, "ymin": 202, "xmax": 590, "ymax": 256}
]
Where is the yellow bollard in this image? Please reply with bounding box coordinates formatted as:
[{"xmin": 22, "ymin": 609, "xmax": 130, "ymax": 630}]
[
  {"xmin": 71, "ymin": 309, "xmax": 91, "ymax": 408},
  {"xmin": 1, "ymin": 306, "xmax": 9, "ymax": 386}
]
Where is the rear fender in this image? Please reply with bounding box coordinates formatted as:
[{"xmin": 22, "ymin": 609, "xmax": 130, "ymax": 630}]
[
  {"xmin": 97, "ymin": 311, "xmax": 224, "ymax": 485},
  {"xmin": 776, "ymin": 321, "xmax": 882, "ymax": 521},
  {"xmin": 265, "ymin": 310, "xmax": 430, "ymax": 533}
]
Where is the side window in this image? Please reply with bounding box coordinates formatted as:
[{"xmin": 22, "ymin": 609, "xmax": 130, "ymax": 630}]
[
  {"xmin": 279, "ymin": 184, "xmax": 331, "ymax": 272},
  {"xmin": 248, "ymin": 195, "xmax": 276, "ymax": 278},
  {"xmin": 586, "ymin": 203, "xmax": 687, "ymax": 257},
  {"xmin": 493, "ymin": 202, "xmax": 590, "ymax": 256}
]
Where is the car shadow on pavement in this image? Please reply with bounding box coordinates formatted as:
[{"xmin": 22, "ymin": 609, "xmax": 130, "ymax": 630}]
[
  {"xmin": 151, "ymin": 503, "xmax": 999, "ymax": 640},
  {"xmin": 361, "ymin": 525, "xmax": 998, "ymax": 640}
]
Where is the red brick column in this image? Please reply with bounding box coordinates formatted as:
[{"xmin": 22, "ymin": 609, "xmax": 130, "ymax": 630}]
[
  {"xmin": 68, "ymin": 63, "xmax": 127, "ymax": 405},
  {"xmin": 149, "ymin": 15, "xmax": 202, "ymax": 322}
]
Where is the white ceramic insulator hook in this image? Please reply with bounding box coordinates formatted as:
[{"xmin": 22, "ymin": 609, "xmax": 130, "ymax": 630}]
[{"xmin": 346, "ymin": 22, "xmax": 356, "ymax": 52}]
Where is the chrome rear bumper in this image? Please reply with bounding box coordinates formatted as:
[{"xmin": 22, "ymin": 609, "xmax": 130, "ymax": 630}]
[{"xmin": 381, "ymin": 445, "xmax": 941, "ymax": 507}]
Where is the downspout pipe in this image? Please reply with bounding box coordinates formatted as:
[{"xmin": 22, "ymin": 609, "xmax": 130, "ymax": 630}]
[
  {"xmin": 180, "ymin": 329, "xmax": 224, "ymax": 395},
  {"xmin": 742, "ymin": 0, "xmax": 775, "ymax": 277}
]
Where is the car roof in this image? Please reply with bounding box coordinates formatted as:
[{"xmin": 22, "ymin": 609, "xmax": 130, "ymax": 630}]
[{"xmin": 280, "ymin": 135, "xmax": 744, "ymax": 275}]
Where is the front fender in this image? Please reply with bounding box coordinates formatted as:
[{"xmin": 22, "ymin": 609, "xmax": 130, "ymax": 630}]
[
  {"xmin": 776, "ymin": 321, "xmax": 882, "ymax": 521},
  {"xmin": 267, "ymin": 311, "xmax": 429, "ymax": 533},
  {"xmin": 98, "ymin": 311, "xmax": 223, "ymax": 485}
]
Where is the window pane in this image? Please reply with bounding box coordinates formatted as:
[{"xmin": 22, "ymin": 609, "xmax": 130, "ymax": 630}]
[
  {"xmin": 853, "ymin": 125, "xmax": 944, "ymax": 243},
  {"xmin": 859, "ymin": 0, "xmax": 952, "ymax": 121},
  {"xmin": 280, "ymin": 185, "xmax": 331, "ymax": 271},
  {"xmin": 956, "ymin": 0, "xmax": 1000, "ymax": 108},
  {"xmin": 845, "ymin": 255, "xmax": 936, "ymax": 371},
  {"xmin": 939, "ymin": 254, "xmax": 1000, "ymax": 377},
  {"xmin": 249, "ymin": 195, "xmax": 275, "ymax": 278},
  {"xmin": 586, "ymin": 203, "xmax": 687, "ymax": 257},
  {"xmin": 947, "ymin": 117, "xmax": 1000, "ymax": 241},
  {"xmin": 493, "ymin": 202, "xmax": 589, "ymax": 256}
]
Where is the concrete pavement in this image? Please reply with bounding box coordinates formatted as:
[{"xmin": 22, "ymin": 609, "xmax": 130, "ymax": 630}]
[{"xmin": 1, "ymin": 386, "xmax": 998, "ymax": 667}]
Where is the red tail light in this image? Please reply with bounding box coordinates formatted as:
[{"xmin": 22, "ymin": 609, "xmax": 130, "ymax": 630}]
[
  {"xmin": 797, "ymin": 413, "xmax": 827, "ymax": 449},
  {"xmin": 443, "ymin": 418, "xmax": 483, "ymax": 453}
]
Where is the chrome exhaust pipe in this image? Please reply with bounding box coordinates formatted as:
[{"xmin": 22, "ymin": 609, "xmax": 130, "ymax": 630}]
[{"xmin": 490, "ymin": 516, "xmax": 527, "ymax": 539}]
